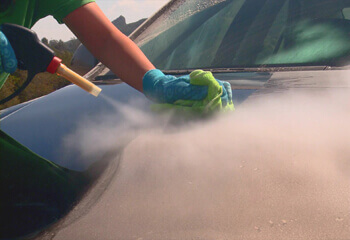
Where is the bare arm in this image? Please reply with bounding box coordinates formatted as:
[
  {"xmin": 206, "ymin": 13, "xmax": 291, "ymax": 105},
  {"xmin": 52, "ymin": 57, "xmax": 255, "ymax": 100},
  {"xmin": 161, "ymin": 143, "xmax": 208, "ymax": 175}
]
[{"xmin": 63, "ymin": 2, "xmax": 155, "ymax": 92}]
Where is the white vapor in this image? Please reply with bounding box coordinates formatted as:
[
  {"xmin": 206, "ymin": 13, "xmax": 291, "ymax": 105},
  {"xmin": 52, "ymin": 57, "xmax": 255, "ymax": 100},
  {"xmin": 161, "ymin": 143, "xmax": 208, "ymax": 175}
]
[{"xmin": 58, "ymin": 80, "xmax": 350, "ymax": 239}]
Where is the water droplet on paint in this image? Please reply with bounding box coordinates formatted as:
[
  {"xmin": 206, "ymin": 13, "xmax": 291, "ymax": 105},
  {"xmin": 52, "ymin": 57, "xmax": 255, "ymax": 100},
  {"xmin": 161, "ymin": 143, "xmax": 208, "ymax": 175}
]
[{"xmin": 336, "ymin": 217, "xmax": 344, "ymax": 222}]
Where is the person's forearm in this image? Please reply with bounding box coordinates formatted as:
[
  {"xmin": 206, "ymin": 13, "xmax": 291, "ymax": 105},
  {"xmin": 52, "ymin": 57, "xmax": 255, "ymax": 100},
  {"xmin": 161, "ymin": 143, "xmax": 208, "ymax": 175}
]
[
  {"xmin": 64, "ymin": 2, "xmax": 155, "ymax": 92},
  {"xmin": 88, "ymin": 25, "xmax": 155, "ymax": 92}
]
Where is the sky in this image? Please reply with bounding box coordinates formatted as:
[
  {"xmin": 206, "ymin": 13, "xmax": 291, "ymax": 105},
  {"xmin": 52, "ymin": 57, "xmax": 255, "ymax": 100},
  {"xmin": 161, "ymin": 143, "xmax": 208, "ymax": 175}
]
[{"xmin": 32, "ymin": 0, "xmax": 169, "ymax": 41}]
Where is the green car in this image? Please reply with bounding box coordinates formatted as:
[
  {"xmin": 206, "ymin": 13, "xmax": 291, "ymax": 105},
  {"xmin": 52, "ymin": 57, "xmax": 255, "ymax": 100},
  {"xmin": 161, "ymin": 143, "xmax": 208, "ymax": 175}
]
[{"xmin": 1, "ymin": 0, "xmax": 350, "ymax": 239}]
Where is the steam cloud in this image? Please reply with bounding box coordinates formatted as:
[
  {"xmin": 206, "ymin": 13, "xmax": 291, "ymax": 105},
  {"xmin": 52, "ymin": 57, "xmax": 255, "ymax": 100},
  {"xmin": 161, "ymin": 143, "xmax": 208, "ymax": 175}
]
[{"xmin": 59, "ymin": 85, "xmax": 350, "ymax": 239}]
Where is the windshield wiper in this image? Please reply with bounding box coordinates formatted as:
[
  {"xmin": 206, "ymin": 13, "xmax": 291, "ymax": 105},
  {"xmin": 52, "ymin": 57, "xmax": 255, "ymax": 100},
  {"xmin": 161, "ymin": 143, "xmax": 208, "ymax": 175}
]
[{"xmin": 93, "ymin": 65, "xmax": 350, "ymax": 82}]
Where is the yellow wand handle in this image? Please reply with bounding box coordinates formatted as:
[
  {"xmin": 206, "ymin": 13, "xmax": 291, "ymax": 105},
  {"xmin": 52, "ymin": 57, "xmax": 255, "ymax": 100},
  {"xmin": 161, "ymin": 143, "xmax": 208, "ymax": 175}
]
[{"xmin": 56, "ymin": 63, "xmax": 102, "ymax": 97}]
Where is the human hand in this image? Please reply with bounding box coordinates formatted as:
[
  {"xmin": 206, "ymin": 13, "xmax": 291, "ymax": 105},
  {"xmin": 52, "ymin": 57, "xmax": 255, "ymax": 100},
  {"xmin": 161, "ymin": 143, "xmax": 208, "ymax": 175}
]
[
  {"xmin": 0, "ymin": 30, "xmax": 17, "ymax": 75},
  {"xmin": 142, "ymin": 69, "xmax": 234, "ymax": 113}
]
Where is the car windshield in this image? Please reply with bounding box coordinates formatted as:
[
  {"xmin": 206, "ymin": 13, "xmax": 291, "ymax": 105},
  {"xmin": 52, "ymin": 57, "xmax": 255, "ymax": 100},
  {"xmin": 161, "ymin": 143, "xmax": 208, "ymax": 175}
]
[{"xmin": 134, "ymin": 0, "xmax": 350, "ymax": 70}]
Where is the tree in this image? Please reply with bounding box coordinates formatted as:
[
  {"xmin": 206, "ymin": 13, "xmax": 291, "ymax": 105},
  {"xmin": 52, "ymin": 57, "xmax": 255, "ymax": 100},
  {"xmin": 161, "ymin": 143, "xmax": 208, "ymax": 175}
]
[{"xmin": 41, "ymin": 37, "xmax": 49, "ymax": 46}]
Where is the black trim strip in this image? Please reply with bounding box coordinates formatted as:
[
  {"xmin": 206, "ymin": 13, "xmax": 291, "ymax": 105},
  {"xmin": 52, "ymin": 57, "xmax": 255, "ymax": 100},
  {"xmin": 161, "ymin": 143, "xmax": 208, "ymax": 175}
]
[{"xmin": 93, "ymin": 65, "xmax": 346, "ymax": 82}]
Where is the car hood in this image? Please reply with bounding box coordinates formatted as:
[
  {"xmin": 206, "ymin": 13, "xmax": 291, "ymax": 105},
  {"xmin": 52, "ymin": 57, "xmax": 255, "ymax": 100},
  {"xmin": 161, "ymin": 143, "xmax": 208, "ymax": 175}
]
[
  {"xmin": 1, "ymin": 69, "xmax": 349, "ymax": 170},
  {"xmin": 2, "ymin": 69, "xmax": 350, "ymax": 239},
  {"xmin": 32, "ymin": 68, "xmax": 350, "ymax": 240}
]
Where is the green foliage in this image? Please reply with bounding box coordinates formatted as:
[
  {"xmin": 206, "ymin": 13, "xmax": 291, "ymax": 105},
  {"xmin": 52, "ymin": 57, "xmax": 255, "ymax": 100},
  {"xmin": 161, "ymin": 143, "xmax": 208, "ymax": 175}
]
[
  {"xmin": 49, "ymin": 38, "xmax": 81, "ymax": 53},
  {"xmin": 41, "ymin": 37, "xmax": 49, "ymax": 46}
]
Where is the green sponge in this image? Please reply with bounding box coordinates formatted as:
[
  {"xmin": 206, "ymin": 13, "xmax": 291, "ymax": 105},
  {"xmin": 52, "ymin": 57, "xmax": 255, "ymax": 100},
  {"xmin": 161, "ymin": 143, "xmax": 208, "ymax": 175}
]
[{"xmin": 151, "ymin": 70, "xmax": 234, "ymax": 114}]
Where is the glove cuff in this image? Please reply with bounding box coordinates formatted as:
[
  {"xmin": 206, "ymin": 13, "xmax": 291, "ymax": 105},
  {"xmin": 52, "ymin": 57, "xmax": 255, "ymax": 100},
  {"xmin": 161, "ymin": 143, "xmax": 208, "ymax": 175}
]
[{"xmin": 142, "ymin": 69, "xmax": 165, "ymax": 100}]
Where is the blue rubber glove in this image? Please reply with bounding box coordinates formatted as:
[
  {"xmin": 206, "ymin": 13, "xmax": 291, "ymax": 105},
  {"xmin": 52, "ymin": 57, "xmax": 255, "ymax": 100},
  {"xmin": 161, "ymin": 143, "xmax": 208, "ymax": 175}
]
[
  {"xmin": 142, "ymin": 69, "xmax": 232, "ymax": 107},
  {"xmin": 0, "ymin": 30, "xmax": 17, "ymax": 74}
]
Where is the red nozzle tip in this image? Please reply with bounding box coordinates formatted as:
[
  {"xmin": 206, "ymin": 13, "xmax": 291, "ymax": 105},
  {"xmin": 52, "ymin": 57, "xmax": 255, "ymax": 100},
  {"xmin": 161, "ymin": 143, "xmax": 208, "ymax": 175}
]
[{"xmin": 46, "ymin": 56, "xmax": 62, "ymax": 74}]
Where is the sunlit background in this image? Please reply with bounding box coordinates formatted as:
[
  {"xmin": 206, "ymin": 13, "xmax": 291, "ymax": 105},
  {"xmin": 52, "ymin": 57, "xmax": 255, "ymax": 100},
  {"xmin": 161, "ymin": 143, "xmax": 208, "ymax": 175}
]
[{"xmin": 32, "ymin": 0, "xmax": 169, "ymax": 41}]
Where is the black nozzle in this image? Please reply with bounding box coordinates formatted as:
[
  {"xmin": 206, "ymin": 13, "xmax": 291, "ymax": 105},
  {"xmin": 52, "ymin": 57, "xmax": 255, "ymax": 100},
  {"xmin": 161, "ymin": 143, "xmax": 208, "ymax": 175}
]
[
  {"xmin": 0, "ymin": 23, "xmax": 57, "ymax": 104},
  {"xmin": 1, "ymin": 23, "xmax": 55, "ymax": 75}
]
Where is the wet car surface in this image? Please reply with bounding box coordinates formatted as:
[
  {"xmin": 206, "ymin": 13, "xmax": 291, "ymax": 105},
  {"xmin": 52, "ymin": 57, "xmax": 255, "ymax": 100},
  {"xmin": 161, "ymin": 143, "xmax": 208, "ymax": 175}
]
[{"xmin": 1, "ymin": 0, "xmax": 350, "ymax": 239}]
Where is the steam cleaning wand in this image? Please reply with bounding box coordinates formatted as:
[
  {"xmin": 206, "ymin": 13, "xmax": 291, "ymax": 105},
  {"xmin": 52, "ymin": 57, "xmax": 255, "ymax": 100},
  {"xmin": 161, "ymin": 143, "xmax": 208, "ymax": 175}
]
[{"xmin": 0, "ymin": 23, "xmax": 101, "ymax": 104}]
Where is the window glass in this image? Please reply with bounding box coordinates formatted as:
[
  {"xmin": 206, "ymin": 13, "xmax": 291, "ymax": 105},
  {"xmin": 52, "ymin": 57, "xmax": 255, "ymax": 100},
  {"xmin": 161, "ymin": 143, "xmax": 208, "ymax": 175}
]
[
  {"xmin": 255, "ymin": 1, "xmax": 289, "ymax": 64},
  {"xmin": 144, "ymin": 0, "xmax": 245, "ymax": 69},
  {"xmin": 134, "ymin": 0, "xmax": 350, "ymax": 70}
]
